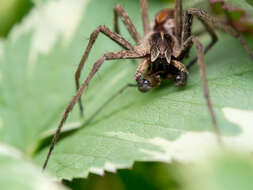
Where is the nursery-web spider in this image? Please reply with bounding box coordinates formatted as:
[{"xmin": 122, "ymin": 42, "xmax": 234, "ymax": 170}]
[{"xmin": 43, "ymin": 0, "xmax": 253, "ymax": 170}]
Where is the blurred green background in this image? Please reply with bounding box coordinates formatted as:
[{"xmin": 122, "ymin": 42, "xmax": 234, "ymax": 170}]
[
  {"xmin": 0, "ymin": 0, "xmax": 33, "ymax": 37},
  {"xmin": 63, "ymin": 162, "xmax": 183, "ymax": 190}
]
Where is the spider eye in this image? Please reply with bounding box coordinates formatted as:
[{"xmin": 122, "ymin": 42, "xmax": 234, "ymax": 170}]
[
  {"xmin": 136, "ymin": 77, "xmax": 152, "ymax": 93},
  {"xmin": 175, "ymin": 73, "xmax": 187, "ymax": 87},
  {"xmin": 176, "ymin": 75, "xmax": 181, "ymax": 81}
]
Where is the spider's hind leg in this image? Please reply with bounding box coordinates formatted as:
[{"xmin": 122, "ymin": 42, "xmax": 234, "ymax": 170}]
[
  {"xmin": 186, "ymin": 8, "xmax": 253, "ymax": 62},
  {"xmin": 181, "ymin": 9, "xmax": 218, "ymax": 69}
]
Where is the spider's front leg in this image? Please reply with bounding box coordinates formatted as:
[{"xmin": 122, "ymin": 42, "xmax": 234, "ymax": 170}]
[
  {"xmin": 135, "ymin": 59, "xmax": 153, "ymax": 92},
  {"xmin": 140, "ymin": 0, "xmax": 151, "ymax": 36},
  {"xmin": 114, "ymin": 4, "xmax": 142, "ymax": 44},
  {"xmin": 170, "ymin": 60, "xmax": 188, "ymax": 87},
  {"xmin": 43, "ymin": 49, "xmax": 147, "ymax": 170},
  {"xmin": 75, "ymin": 25, "xmax": 135, "ymax": 116},
  {"xmin": 181, "ymin": 35, "xmax": 222, "ymax": 143},
  {"xmin": 114, "ymin": 0, "xmax": 152, "ymax": 41}
]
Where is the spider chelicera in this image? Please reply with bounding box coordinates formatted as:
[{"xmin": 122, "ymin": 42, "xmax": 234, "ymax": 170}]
[{"xmin": 43, "ymin": 0, "xmax": 253, "ymax": 170}]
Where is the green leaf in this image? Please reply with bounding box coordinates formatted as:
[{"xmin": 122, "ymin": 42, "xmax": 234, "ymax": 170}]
[
  {"xmin": 183, "ymin": 152, "xmax": 253, "ymax": 190},
  {"xmin": 0, "ymin": 0, "xmax": 253, "ymax": 179},
  {"xmin": 247, "ymin": 0, "xmax": 253, "ymax": 7},
  {"xmin": 0, "ymin": 0, "xmax": 33, "ymax": 37},
  {"xmin": 0, "ymin": 144, "xmax": 68, "ymax": 190}
]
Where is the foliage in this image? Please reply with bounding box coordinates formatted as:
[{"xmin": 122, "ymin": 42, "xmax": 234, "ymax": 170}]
[
  {"xmin": 0, "ymin": 0, "xmax": 33, "ymax": 37},
  {"xmin": 0, "ymin": 144, "xmax": 67, "ymax": 190},
  {"xmin": 0, "ymin": 0, "xmax": 253, "ymax": 189}
]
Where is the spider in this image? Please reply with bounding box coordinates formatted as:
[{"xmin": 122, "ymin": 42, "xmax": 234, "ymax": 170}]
[{"xmin": 43, "ymin": 0, "xmax": 253, "ymax": 170}]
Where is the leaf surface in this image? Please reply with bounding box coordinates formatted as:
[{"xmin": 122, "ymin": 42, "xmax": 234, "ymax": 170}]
[
  {"xmin": 0, "ymin": 144, "xmax": 67, "ymax": 190},
  {"xmin": 184, "ymin": 152, "xmax": 253, "ymax": 190},
  {"xmin": 0, "ymin": 0, "xmax": 252, "ymax": 179}
]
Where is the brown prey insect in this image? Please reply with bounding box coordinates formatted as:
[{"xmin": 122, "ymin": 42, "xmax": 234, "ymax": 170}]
[{"xmin": 42, "ymin": 0, "xmax": 253, "ymax": 170}]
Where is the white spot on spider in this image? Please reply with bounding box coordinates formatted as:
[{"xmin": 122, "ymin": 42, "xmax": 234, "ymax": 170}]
[{"xmin": 164, "ymin": 19, "xmax": 175, "ymax": 34}]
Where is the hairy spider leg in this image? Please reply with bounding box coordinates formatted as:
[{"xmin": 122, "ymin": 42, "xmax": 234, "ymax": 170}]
[
  {"xmin": 75, "ymin": 25, "xmax": 135, "ymax": 116},
  {"xmin": 181, "ymin": 10, "xmax": 218, "ymax": 69},
  {"xmin": 180, "ymin": 35, "xmax": 221, "ymax": 143},
  {"xmin": 43, "ymin": 50, "xmax": 147, "ymax": 170},
  {"xmin": 114, "ymin": 4, "xmax": 142, "ymax": 44},
  {"xmin": 140, "ymin": 0, "xmax": 151, "ymax": 35},
  {"xmin": 187, "ymin": 8, "xmax": 253, "ymax": 63}
]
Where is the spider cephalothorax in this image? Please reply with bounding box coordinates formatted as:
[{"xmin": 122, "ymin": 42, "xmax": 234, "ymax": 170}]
[
  {"xmin": 135, "ymin": 31, "xmax": 188, "ymax": 92},
  {"xmin": 43, "ymin": 0, "xmax": 253, "ymax": 170},
  {"xmin": 136, "ymin": 9, "xmax": 190, "ymax": 92}
]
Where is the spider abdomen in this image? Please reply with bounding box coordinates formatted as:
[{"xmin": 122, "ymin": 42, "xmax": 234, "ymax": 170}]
[{"xmin": 153, "ymin": 8, "xmax": 175, "ymax": 34}]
